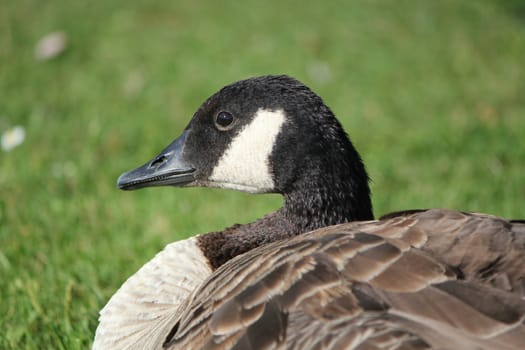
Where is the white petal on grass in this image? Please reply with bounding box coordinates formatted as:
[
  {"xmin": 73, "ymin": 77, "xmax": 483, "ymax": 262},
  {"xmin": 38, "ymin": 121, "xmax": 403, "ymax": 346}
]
[
  {"xmin": 1, "ymin": 126, "xmax": 26, "ymax": 152},
  {"xmin": 35, "ymin": 31, "xmax": 68, "ymax": 61}
]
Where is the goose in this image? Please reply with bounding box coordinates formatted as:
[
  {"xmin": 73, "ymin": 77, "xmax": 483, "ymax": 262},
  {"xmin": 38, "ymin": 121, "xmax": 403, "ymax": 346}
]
[{"xmin": 93, "ymin": 75, "xmax": 525, "ymax": 350}]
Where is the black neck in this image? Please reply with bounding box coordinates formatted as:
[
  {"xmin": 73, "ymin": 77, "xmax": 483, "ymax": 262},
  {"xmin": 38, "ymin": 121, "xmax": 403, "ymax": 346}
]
[
  {"xmin": 282, "ymin": 178, "xmax": 373, "ymax": 232},
  {"xmin": 198, "ymin": 176, "xmax": 373, "ymax": 269}
]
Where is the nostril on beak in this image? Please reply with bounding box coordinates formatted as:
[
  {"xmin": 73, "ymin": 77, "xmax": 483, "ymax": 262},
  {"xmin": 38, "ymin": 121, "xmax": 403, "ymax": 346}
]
[{"xmin": 149, "ymin": 155, "xmax": 168, "ymax": 168}]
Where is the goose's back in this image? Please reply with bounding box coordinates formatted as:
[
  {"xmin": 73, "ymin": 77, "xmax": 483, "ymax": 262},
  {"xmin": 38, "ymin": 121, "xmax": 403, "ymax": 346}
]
[{"xmin": 165, "ymin": 209, "xmax": 525, "ymax": 350}]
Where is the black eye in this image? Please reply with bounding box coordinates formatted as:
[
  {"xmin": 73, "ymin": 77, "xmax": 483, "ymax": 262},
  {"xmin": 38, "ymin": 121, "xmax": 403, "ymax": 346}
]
[{"xmin": 215, "ymin": 111, "xmax": 235, "ymax": 130}]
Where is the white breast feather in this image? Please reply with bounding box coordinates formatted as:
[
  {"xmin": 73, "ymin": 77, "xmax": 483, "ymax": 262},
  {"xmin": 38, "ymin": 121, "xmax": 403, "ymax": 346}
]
[{"xmin": 92, "ymin": 237, "xmax": 212, "ymax": 350}]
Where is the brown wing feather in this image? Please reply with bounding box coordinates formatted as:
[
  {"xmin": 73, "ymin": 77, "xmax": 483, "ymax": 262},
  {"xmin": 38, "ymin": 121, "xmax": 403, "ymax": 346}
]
[{"xmin": 165, "ymin": 209, "xmax": 525, "ymax": 350}]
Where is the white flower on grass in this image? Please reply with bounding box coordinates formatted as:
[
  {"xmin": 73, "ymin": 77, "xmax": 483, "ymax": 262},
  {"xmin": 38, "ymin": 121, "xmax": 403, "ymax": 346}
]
[
  {"xmin": 35, "ymin": 31, "xmax": 68, "ymax": 61},
  {"xmin": 1, "ymin": 126, "xmax": 26, "ymax": 152}
]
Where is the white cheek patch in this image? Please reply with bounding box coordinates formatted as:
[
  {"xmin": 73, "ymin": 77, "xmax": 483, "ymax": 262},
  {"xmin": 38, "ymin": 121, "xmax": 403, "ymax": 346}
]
[{"xmin": 209, "ymin": 109, "xmax": 286, "ymax": 193}]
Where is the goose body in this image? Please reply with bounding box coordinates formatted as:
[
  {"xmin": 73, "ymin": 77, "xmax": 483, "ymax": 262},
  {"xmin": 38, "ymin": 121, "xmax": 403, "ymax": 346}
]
[{"xmin": 93, "ymin": 76, "xmax": 525, "ymax": 349}]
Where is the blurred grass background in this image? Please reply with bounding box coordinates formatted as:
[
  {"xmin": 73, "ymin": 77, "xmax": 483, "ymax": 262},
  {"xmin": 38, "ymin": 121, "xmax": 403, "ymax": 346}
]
[{"xmin": 1, "ymin": 0, "xmax": 524, "ymax": 348}]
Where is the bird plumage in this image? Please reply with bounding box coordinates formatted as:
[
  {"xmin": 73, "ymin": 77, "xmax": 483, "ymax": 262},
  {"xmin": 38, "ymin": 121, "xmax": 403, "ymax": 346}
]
[
  {"xmin": 164, "ymin": 209, "xmax": 525, "ymax": 350},
  {"xmin": 93, "ymin": 75, "xmax": 525, "ymax": 350}
]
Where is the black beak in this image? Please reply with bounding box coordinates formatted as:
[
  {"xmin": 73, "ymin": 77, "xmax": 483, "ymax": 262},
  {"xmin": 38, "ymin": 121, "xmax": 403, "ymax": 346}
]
[{"xmin": 117, "ymin": 130, "xmax": 195, "ymax": 190}]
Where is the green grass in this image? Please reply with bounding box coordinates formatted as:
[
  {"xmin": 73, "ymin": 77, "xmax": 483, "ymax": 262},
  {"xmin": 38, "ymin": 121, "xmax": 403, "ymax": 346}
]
[{"xmin": 1, "ymin": 0, "xmax": 524, "ymax": 348}]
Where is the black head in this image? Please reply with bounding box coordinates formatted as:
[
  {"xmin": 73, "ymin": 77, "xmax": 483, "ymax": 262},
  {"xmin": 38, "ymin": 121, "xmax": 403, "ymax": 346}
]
[{"xmin": 117, "ymin": 75, "xmax": 373, "ymax": 220}]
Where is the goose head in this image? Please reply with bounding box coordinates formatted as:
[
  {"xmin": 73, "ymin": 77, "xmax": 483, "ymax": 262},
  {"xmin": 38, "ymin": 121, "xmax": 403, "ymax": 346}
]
[{"xmin": 117, "ymin": 75, "xmax": 373, "ymax": 222}]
